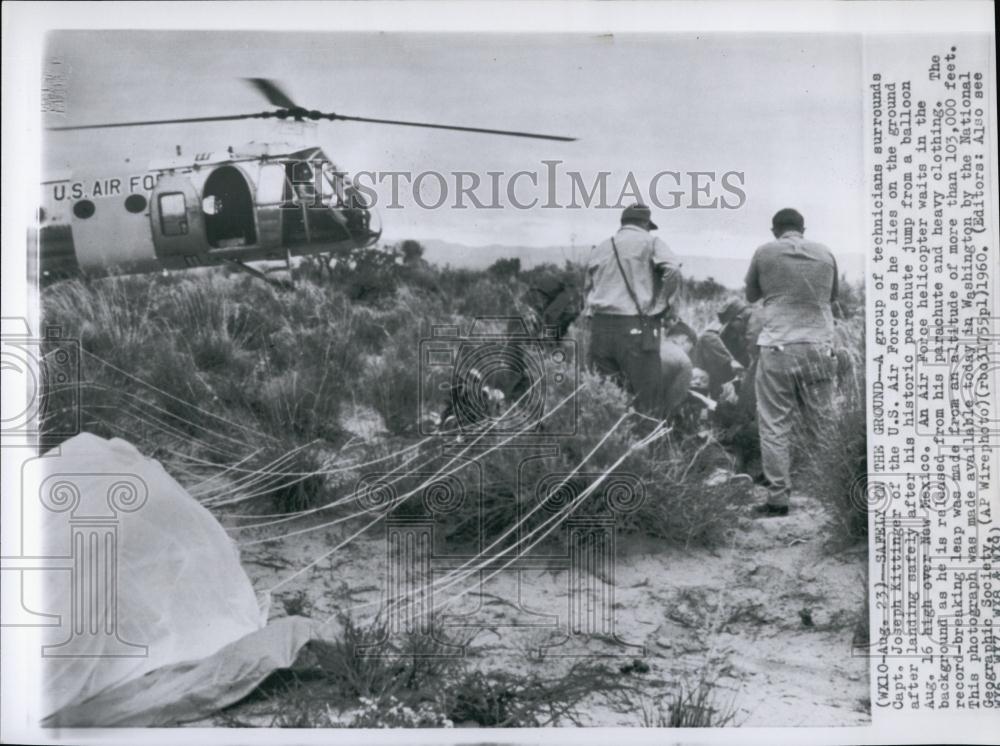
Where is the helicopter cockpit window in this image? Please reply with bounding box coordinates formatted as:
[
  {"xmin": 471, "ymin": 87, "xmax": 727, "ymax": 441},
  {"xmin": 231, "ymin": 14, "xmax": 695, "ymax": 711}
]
[
  {"xmin": 158, "ymin": 193, "xmax": 188, "ymax": 236},
  {"xmin": 321, "ymin": 164, "xmax": 348, "ymax": 207},
  {"xmin": 278, "ymin": 160, "xmax": 352, "ymax": 246},
  {"xmin": 286, "ymin": 161, "xmax": 318, "ymax": 205}
]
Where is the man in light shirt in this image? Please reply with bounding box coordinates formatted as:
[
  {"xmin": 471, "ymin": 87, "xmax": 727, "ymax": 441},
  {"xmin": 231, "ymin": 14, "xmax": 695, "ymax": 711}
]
[
  {"xmin": 745, "ymin": 208, "xmax": 839, "ymax": 517},
  {"xmin": 585, "ymin": 204, "xmax": 682, "ymax": 415}
]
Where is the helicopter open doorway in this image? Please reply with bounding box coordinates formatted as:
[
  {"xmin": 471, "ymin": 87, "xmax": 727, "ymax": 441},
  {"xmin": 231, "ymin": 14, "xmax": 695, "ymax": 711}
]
[{"xmin": 203, "ymin": 166, "xmax": 257, "ymax": 248}]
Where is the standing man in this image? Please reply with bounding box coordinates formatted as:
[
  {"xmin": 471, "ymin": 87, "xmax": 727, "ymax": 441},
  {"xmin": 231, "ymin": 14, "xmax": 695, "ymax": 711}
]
[
  {"xmin": 586, "ymin": 204, "xmax": 681, "ymax": 416},
  {"xmin": 745, "ymin": 208, "xmax": 839, "ymax": 517}
]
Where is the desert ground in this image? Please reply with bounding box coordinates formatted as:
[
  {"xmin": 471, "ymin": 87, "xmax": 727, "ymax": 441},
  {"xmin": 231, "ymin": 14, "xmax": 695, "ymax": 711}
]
[{"xmin": 41, "ymin": 252, "xmax": 869, "ymax": 727}]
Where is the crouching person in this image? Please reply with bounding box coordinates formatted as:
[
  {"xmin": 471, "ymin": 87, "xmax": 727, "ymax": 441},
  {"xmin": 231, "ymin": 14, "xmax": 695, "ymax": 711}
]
[
  {"xmin": 692, "ymin": 299, "xmax": 763, "ymax": 477},
  {"xmin": 692, "ymin": 299, "xmax": 754, "ymax": 400},
  {"xmin": 660, "ymin": 320, "xmax": 697, "ymax": 419}
]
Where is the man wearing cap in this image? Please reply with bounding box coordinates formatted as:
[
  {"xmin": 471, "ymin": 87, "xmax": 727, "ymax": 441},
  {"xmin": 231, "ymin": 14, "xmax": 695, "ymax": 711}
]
[
  {"xmin": 692, "ymin": 299, "xmax": 755, "ymax": 401},
  {"xmin": 585, "ymin": 204, "xmax": 682, "ymax": 415},
  {"xmin": 690, "ymin": 299, "xmax": 764, "ymax": 475},
  {"xmin": 745, "ymin": 208, "xmax": 839, "ymax": 517}
]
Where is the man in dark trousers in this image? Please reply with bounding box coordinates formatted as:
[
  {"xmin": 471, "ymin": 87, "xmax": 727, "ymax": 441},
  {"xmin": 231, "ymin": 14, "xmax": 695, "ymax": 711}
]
[
  {"xmin": 745, "ymin": 208, "xmax": 839, "ymax": 516},
  {"xmin": 585, "ymin": 204, "xmax": 682, "ymax": 416}
]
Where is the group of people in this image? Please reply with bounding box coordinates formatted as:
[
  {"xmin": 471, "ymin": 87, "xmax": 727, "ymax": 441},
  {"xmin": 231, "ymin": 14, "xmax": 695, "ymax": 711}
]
[
  {"xmin": 584, "ymin": 204, "xmax": 840, "ymax": 517},
  {"xmin": 435, "ymin": 202, "xmax": 840, "ymax": 518}
]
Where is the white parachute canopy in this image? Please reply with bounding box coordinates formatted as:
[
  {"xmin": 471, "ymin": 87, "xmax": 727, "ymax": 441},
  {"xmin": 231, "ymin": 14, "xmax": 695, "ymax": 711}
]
[{"xmin": 16, "ymin": 434, "xmax": 284, "ymax": 722}]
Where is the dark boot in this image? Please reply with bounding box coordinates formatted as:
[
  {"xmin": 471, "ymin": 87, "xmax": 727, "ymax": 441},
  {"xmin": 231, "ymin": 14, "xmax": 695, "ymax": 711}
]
[{"xmin": 751, "ymin": 503, "xmax": 789, "ymax": 518}]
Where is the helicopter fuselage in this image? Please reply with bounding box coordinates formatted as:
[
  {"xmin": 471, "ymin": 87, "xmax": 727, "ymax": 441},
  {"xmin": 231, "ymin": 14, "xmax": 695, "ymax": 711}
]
[{"xmin": 38, "ymin": 143, "xmax": 381, "ymax": 283}]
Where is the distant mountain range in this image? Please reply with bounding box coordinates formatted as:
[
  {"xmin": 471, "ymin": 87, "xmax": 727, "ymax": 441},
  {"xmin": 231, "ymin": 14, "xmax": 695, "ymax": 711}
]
[{"xmin": 418, "ymin": 239, "xmax": 865, "ymax": 289}]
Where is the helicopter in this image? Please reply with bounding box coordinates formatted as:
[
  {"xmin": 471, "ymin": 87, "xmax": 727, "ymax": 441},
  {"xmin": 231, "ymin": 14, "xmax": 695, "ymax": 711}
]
[{"xmin": 38, "ymin": 78, "xmax": 575, "ymax": 286}]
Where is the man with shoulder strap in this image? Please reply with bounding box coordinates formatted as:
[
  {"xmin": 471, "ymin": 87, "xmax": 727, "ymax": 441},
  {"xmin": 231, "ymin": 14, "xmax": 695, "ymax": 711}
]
[
  {"xmin": 745, "ymin": 208, "xmax": 839, "ymax": 517},
  {"xmin": 585, "ymin": 204, "xmax": 682, "ymax": 415}
]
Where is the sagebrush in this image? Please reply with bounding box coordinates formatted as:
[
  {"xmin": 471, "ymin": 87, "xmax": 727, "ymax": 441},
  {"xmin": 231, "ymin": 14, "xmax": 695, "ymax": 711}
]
[{"xmin": 41, "ymin": 258, "xmax": 864, "ymax": 550}]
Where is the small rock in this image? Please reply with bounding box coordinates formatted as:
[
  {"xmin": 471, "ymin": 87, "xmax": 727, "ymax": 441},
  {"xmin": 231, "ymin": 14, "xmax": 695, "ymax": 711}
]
[
  {"xmin": 679, "ymin": 641, "xmax": 709, "ymax": 654},
  {"xmin": 618, "ymin": 658, "xmax": 650, "ymax": 675}
]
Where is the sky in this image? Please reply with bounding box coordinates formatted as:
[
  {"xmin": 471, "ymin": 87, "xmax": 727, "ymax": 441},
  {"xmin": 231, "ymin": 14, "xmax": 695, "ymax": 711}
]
[{"xmin": 43, "ymin": 31, "xmax": 864, "ymax": 258}]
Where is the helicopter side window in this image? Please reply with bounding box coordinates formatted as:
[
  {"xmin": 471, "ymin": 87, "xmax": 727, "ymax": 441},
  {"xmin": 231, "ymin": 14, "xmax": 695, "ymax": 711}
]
[{"xmin": 159, "ymin": 193, "xmax": 188, "ymax": 236}]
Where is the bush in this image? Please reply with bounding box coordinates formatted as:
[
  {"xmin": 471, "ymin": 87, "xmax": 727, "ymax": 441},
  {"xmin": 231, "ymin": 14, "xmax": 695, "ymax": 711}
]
[
  {"xmin": 43, "ymin": 256, "xmax": 867, "ymax": 728},
  {"xmin": 427, "ymin": 369, "xmax": 745, "ymax": 551},
  {"xmin": 308, "ymin": 616, "xmax": 465, "ymax": 703},
  {"xmin": 447, "ymin": 661, "xmax": 626, "ymax": 727},
  {"xmin": 834, "ymin": 274, "xmax": 865, "ymax": 320},
  {"xmin": 41, "ymin": 274, "xmax": 366, "ymax": 501},
  {"xmin": 365, "ymin": 331, "xmax": 421, "ymax": 436},
  {"xmin": 434, "ymin": 268, "xmax": 522, "ymax": 317},
  {"xmin": 399, "ymin": 239, "xmax": 425, "ymax": 265},
  {"xmin": 679, "ymin": 275, "xmax": 728, "ymax": 302},
  {"xmin": 799, "ymin": 315, "xmax": 868, "ymax": 546},
  {"xmin": 242, "ymin": 444, "xmax": 330, "ymax": 514},
  {"xmin": 330, "ymin": 247, "xmax": 401, "ymax": 303},
  {"xmin": 487, "ymin": 257, "xmax": 521, "ymax": 279},
  {"xmin": 39, "ymin": 256, "xmax": 852, "ymax": 544},
  {"xmin": 228, "ymin": 617, "xmax": 631, "ymax": 728},
  {"xmin": 633, "ymin": 673, "xmax": 739, "ymax": 727}
]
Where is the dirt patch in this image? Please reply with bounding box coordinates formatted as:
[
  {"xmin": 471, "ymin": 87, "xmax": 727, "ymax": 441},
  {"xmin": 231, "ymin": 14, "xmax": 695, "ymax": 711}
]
[{"xmin": 220, "ymin": 489, "xmax": 870, "ymax": 727}]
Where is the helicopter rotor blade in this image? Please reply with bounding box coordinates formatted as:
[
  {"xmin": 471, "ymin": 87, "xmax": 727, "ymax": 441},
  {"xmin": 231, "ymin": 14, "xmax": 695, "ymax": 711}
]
[
  {"xmin": 325, "ymin": 113, "xmax": 576, "ymax": 141},
  {"xmin": 46, "ymin": 105, "xmax": 577, "ymax": 141},
  {"xmin": 46, "ymin": 112, "xmax": 270, "ymax": 131},
  {"xmin": 244, "ymin": 78, "xmax": 299, "ymax": 109}
]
